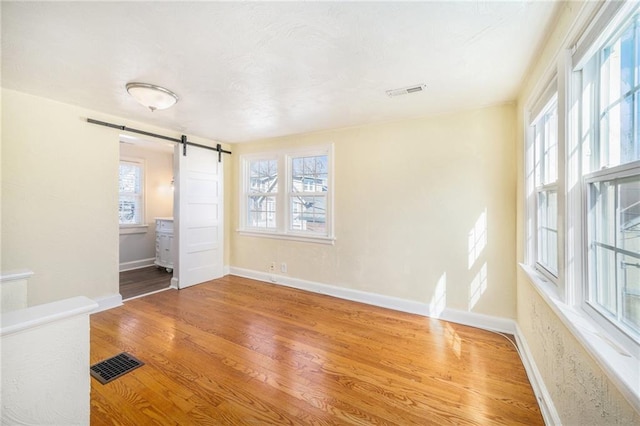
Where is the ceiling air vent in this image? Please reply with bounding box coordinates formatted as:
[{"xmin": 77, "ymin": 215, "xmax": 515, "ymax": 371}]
[{"xmin": 386, "ymin": 84, "xmax": 427, "ymax": 97}]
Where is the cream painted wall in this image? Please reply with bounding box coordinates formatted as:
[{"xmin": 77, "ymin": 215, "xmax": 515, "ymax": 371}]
[
  {"xmin": 119, "ymin": 144, "xmax": 173, "ymax": 268},
  {"xmin": 231, "ymin": 104, "xmax": 517, "ymax": 319},
  {"xmin": 516, "ymin": 2, "xmax": 640, "ymax": 423},
  {"xmin": 1, "ymin": 89, "xmax": 229, "ymax": 305}
]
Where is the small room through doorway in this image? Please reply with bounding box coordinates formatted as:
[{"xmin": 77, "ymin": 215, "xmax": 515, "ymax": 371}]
[{"xmin": 118, "ymin": 134, "xmax": 175, "ymax": 299}]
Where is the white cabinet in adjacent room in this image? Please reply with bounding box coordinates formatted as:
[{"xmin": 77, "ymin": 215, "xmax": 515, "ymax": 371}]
[{"xmin": 154, "ymin": 218, "xmax": 174, "ymax": 272}]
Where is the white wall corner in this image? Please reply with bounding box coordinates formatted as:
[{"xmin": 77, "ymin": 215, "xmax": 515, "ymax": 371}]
[
  {"xmin": 91, "ymin": 294, "xmax": 123, "ymax": 314},
  {"xmin": 223, "ymin": 265, "xmax": 231, "ymax": 276},
  {"xmin": 514, "ymin": 323, "xmax": 562, "ymax": 426}
]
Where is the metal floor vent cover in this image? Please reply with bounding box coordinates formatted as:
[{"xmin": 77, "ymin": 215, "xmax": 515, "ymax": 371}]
[{"xmin": 90, "ymin": 352, "xmax": 144, "ymax": 384}]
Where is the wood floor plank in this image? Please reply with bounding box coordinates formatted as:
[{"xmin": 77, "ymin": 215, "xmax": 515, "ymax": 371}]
[
  {"xmin": 91, "ymin": 275, "xmax": 543, "ymax": 425},
  {"xmin": 119, "ymin": 266, "xmax": 172, "ymax": 300}
]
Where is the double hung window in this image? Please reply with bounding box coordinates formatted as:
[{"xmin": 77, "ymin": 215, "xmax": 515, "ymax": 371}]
[
  {"xmin": 247, "ymin": 158, "xmax": 278, "ymax": 230},
  {"xmin": 240, "ymin": 146, "xmax": 334, "ymax": 243},
  {"xmin": 582, "ymin": 15, "xmax": 640, "ymax": 342},
  {"xmin": 119, "ymin": 158, "xmax": 144, "ymax": 226},
  {"xmin": 524, "ymin": 0, "xmax": 640, "ymax": 405},
  {"xmin": 533, "ymin": 97, "xmax": 559, "ymax": 278}
]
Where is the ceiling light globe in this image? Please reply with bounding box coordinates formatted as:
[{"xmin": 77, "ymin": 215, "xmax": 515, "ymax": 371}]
[{"xmin": 126, "ymin": 82, "xmax": 178, "ymax": 112}]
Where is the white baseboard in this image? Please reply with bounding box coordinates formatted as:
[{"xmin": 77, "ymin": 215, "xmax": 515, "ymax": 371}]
[
  {"xmin": 514, "ymin": 324, "xmax": 561, "ymax": 426},
  {"xmin": 436, "ymin": 308, "xmax": 516, "ymax": 334},
  {"xmin": 119, "ymin": 258, "xmax": 156, "ymax": 272},
  {"xmin": 91, "ymin": 293, "xmax": 123, "ymax": 314},
  {"xmin": 229, "ymin": 267, "xmax": 516, "ymax": 334}
]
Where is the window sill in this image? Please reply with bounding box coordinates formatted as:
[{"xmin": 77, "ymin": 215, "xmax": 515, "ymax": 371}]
[
  {"xmin": 119, "ymin": 224, "xmax": 149, "ymax": 235},
  {"xmin": 237, "ymin": 229, "xmax": 335, "ymax": 245},
  {"xmin": 519, "ymin": 263, "xmax": 640, "ymax": 410}
]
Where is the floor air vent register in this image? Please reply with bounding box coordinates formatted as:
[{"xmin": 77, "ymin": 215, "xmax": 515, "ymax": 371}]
[{"xmin": 90, "ymin": 352, "xmax": 144, "ymax": 384}]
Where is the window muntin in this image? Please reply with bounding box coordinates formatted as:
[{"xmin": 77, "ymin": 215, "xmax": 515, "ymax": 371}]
[
  {"xmin": 240, "ymin": 146, "xmax": 333, "ymax": 242},
  {"xmin": 119, "ymin": 159, "xmax": 144, "ymax": 225},
  {"xmin": 533, "ymin": 99, "xmax": 559, "ymax": 277}
]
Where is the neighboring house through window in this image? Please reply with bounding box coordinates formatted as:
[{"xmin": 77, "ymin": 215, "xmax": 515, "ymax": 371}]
[{"xmin": 240, "ymin": 145, "xmax": 334, "ymax": 243}]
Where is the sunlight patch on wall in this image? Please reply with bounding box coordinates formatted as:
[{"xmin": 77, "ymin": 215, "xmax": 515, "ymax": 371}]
[
  {"xmin": 468, "ymin": 209, "xmax": 487, "ymax": 269},
  {"xmin": 469, "ymin": 263, "xmax": 488, "ymax": 310},
  {"xmin": 429, "ymin": 272, "xmax": 447, "ymax": 317}
]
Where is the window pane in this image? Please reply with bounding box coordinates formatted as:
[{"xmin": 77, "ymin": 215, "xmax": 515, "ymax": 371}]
[
  {"xmin": 590, "ymin": 181, "xmax": 616, "ymax": 246},
  {"xmin": 600, "ymin": 95, "xmax": 635, "ymax": 168},
  {"xmin": 592, "ymin": 245, "xmax": 618, "ymax": 315},
  {"xmin": 119, "ymin": 163, "xmax": 141, "ymax": 193},
  {"xmin": 619, "ymin": 176, "xmax": 640, "ymax": 252},
  {"xmin": 544, "ymin": 107, "xmax": 558, "ymax": 183},
  {"xmin": 599, "ymin": 20, "xmax": 640, "ymax": 169},
  {"xmin": 291, "ymin": 155, "xmax": 328, "ymax": 193},
  {"xmin": 533, "ymin": 102, "xmax": 558, "ymax": 186},
  {"xmin": 534, "ymin": 123, "xmax": 543, "ymax": 186},
  {"xmin": 619, "ymin": 177, "xmax": 640, "ymax": 330},
  {"xmin": 248, "ymin": 195, "xmax": 276, "ymax": 229},
  {"xmin": 588, "ymin": 180, "xmax": 616, "ymax": 314},
  {"xmin": 537, "ymin": 190, "xmax": 558, "ymax": 275},
  {"xmin": 119, "ymin": 195, "xmax": 141, "ymax": 224},
  {"xmin": 290, "ymin": 195, "xmax": 326, "ymax": 234},
  {"xmin": 620, "ymin": 253, "xmax": 640, "ymax": 331},
  {"xmin": 249, "ymin": 160, "xmax": 277, "ymax": 194},
  {"xmin": 588, "ymin": 176, "xmax": 640, "ymax": 335}
]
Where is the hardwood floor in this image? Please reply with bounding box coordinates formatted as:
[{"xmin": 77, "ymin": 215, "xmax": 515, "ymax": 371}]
[
  {"xmin": 91, "ymin": 275, "xmax": 543, "ymax": 425},
  {"xmin": 119, "ymin": 266, "xmax": 172, "ymax": 300}
]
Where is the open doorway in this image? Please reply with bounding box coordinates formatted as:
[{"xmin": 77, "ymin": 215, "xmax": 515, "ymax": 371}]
[{"xmin": 118, "ymin": 135, "xmax": 174, "ymax": 299}]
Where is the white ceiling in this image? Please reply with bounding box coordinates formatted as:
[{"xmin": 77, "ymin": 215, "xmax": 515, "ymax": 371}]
[{"xmin": 1, "ymin": 1, "xmax": 560, "ymax": 143}]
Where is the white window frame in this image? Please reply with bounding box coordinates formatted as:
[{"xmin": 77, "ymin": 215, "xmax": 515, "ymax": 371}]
[
  {"xmin": 577, "ymin": 7, "xmax": 640, "ymax": 353},
  {"xmin": 238, "ymin": 144, "xmax": 335, "ymax": 244},
  {"xmin": 532, "ymin": 95, "xmax": 560, "ymax": 281},
  {"xmin": 522, "ymin": 0, "xmax": 640, "ymax": 410},
  {"xmin": 584, "ymin": 162, "xmax": 640, "ymax": 351},
  {"xmin": 119, "ymin": 157, "xmax": 148, "ymax": 235}
]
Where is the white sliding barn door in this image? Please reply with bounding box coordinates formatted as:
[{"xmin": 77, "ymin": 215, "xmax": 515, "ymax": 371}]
[{"xmin": 175, "ymin": 144, "xmax": 223, "ymax": 289}]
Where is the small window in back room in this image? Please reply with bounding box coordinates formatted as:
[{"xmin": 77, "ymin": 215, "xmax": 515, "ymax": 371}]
[{"xmin": 119, "ymin": 158, "xmax": 144, "ymax": 225}]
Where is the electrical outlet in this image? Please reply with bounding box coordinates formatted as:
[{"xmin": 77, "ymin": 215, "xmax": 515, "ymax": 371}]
[
  {"xmin": 281, "ymin": 262, "xmax": 287, "ymax": 273},
  {"xmin": 269, "ymin": 262, "xmax": 276, "ymax": 272}
]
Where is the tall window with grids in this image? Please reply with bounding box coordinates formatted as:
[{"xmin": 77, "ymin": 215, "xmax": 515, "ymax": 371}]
[
  {"xmin": 583, "ymin": 14, "xmax": 640, "ymax": 341},
  {"xmin": 533, "ymin": 97, "xmax": 559, "ymax": 278},
  {"xmin": 290, "ymin": 155, "xmax": 328, "ymax": 235},
  {"xmin": 119, "ymin": 159, "xmax": 144, "ymax": 225}
]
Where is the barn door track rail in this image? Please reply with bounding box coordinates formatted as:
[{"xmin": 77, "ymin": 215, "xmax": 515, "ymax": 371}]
[{"xmin": 87, "ymin": 118, "xmax": 231, "ymax": 161}]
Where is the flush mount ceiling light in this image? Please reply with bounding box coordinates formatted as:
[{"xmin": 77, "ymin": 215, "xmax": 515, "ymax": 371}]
[
  {"xmin": 126, "ymin": 82, "xmax": 179, "ymax": 112},
  {"xmin": 386, "ymin": 84, "xmax": 427, "ymax": 97}
]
